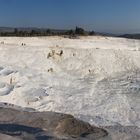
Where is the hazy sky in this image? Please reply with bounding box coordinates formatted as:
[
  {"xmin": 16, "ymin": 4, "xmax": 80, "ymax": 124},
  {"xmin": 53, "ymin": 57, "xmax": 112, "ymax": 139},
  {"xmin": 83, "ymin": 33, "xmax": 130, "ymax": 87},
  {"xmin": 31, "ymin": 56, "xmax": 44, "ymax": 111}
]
[{"xmin": 0, "ymin": 0, "xmax": 140, "ymax": 34}]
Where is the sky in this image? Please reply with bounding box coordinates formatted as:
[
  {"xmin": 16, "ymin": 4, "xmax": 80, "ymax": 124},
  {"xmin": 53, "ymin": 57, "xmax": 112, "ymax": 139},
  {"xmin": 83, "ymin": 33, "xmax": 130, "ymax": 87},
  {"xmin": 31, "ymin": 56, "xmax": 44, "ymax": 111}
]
[{"xmin": 0, "ymin": 0, "xmax": 140, "ymax": 34}]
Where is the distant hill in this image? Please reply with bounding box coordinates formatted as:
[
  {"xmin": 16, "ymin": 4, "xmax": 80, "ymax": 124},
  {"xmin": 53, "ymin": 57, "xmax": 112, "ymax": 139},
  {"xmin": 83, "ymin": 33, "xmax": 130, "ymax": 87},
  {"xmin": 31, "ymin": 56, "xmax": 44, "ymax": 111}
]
[
  {"xmin": 0, "ymin": 27, "xmax": 67, "ymax": 33},
  {"xmin": 119, "ymin": 34, "xmax": 140, "ymax": 40},
  {"xmin": 0, "ymin": 27, "xmax": 72, "ymax": 37},
  {"xmin": 0, "ymin": 27, "xmax": 14, "ymax": 32}
]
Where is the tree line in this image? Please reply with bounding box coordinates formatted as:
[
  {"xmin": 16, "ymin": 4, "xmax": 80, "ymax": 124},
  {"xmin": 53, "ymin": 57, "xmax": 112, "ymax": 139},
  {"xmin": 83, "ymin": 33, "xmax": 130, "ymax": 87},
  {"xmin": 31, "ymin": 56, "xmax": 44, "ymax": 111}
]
[{"xmin": 0, "ymin": 27, "xmax": 95, "ymax": 37}]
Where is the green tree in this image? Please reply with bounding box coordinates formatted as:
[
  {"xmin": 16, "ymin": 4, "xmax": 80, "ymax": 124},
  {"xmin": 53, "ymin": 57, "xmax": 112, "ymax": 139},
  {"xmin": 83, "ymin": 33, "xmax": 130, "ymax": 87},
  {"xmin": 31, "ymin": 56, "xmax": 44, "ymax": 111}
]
[{"xmin": 75, "ymin": 26, "xmax": 85, "ymax": 35}]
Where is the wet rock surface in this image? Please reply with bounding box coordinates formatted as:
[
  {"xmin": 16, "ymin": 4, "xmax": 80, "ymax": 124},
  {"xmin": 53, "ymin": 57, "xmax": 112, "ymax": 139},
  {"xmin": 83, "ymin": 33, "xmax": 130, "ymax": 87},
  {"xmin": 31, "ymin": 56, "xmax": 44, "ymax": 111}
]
[{"xmin": 0, "ymin": 105, "xmax": 108, "ymax": 140}]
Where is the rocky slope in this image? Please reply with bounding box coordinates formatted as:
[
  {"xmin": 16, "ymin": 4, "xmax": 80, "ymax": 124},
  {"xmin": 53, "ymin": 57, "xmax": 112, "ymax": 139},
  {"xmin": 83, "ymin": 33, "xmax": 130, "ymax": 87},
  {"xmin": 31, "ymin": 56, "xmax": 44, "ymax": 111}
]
[{"xmin": 0, "ymin": 104, "xmax": 108, "ymax": 140}]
